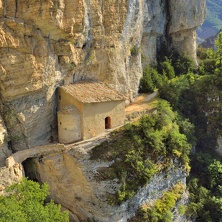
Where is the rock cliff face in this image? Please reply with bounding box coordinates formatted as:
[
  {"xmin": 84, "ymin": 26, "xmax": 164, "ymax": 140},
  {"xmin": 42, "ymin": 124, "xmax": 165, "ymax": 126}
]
[
  {"xmin": 0, "ymin": 114, "xmax": 11, "ymax": 167},
  {"xmin": 0, "ymin": 0, "xmax": 205, "ymax": 151},
  {"xmin": 22, "ymin": 143, "xmax": 188, "ymax": 222}
]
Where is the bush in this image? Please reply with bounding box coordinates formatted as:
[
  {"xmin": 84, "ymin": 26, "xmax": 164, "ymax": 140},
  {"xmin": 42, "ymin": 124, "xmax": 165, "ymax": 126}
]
[
  {"xmin": 159, "ymin": 75, "xmax": 190, "ymax": 110},
  {"xmin": 0, "ymin": 178, "xmax": 69, "ymax": 222},
  {"xmin": 197, "ymin": 47, "xmax": 209, "ymax": 60},
  {"xmin": 139, "ymin": 67, "xmax": 154, "ymax": 93},
  {"xmin": 159, "ymin": 57, "xmax": 175, "ymax": 79},
  {"xmin": 91, "ymin": 101, "xmax": 191, "ymax": 204},
  {"xmin": 172, "ymin": 52, "xmax": 195, "ymax": 75},
  {"xmin": 201, "ymin": 58, "xmax": 217, "ymax": 73},
  {"xmin": 130, "ymin": 45, "xmax": 140, "ymax": 56},
  {"xmin": 132, "ymin": 183, "xmax": 185, "ymax": 222},
  {"xmin": 139, "ymin": 66, "xmax": 162, "ymax": 93},
  {"xmin": 187, "ymin": 153, "xmax": 222, "ymax": 222}
]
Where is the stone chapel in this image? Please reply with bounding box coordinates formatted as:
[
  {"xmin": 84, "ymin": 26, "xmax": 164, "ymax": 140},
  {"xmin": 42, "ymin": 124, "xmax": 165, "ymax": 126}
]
[{"xmin": 57, "ymin": 81, "xmax": 125, "ymax": 144}]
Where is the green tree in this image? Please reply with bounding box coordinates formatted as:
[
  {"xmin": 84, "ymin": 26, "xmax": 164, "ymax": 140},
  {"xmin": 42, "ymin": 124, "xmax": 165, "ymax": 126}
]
[
  {"xmin": 215, "ymin": 31, "xmax": 222, "ymax": 68},
  {"xmin": 139, "ymin": 66, "xmax": 163, "ymax": 93},
  {"xmin": 159, "ymin": 57, "xmax": 175, "ymax": 79},
  {"xmin": 172, "ymin": 52, "xmax": 195, "ymax": 75},
  {"xmin": 207, "ymin": 160, "xmax": 222, "ymax": 190},
  {"xmin": 139, "ymin": 66, "xmax": 154, "ymax": 93},
  {"xmin": 0, "ymin": 178, "xmax": 69, "ymax": 222}
]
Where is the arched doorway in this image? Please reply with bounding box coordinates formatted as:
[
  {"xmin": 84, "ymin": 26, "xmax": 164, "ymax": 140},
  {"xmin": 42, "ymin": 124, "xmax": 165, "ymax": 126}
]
[{"xmin": 105, "ymin": 117, "xmax": 111, "ymax": 129}]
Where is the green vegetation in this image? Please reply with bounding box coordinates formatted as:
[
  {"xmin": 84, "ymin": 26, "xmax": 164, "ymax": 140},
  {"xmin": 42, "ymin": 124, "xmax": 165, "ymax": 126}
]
[
  {"xmin": 156, "ymin": 32, "xmax": 222, "ymax": 221},
  {"xmin": 130, "ymin": 182, "xmax": 185, "ymax": 222},
  {"xmin": 197, "ymin": 0, "xmax": 222, "ymax": 40},
  {"xmin": 130, "ymin": 45, "xmax": 140, "ymax": 57},
  {"xmin": 135, "ymin": 31, "xmax": 222, "ymax": 221},
  {"xmin": 158, "ymin": 33, "xmax": 222, "ymax": 152},
  {"xmin": 4, "ymin": 109, "xmax": 17, "ymax": 127},
  {"xmin": 139, "ymin": 66, "xmax": 163, "ymax": 93},
  {"xmin": 186, "ymin": 153, "xmax": 222, "ymax": 222},
  {"xmin": 215, "ymin": 31, "xmax": 222, "ymax": 68},
  {"xmin": 91, "ymin": 100, "xmax": 191, "ymax": 205},
  {"xmin": 139, "ymin": 53, "xmax": 195, "ymax": 94},
  {"xmin": 0, "ymin": 178, "xmax": 69, "ymax": 222}
]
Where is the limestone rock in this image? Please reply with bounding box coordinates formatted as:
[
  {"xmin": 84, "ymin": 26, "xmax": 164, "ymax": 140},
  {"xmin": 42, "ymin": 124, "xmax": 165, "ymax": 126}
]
[
  {"xmin": 0, "ymin": 115, "xmax": 11, "ymax": 167},
  {"xmin": 0, "ymin": 1, "xmax": 206, "ymax": 151},
  {"xmin": 169, "ymin": 0, "xmax": 206, "ymax": 34},
  {"xmin": 26, "ymin": 147, "xmax": 188, "ymax": 222},
  {"xmin": 0, "ymin": 163, "xmax": 24, "ymax": 194},
  {"xmin": 169, "ymin": 0, "xmax": 206, "ymax": 61}
]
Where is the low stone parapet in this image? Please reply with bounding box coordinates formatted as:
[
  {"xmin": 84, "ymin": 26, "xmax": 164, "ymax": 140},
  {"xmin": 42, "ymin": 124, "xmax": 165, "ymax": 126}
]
[{"xmin": 5, "ymin": 144, "xmax": 66, "ymax": 168}]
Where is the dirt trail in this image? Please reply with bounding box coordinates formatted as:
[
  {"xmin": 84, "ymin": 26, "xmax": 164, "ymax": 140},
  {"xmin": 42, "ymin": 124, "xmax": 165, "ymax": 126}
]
[{"xmin": 125, "ymin": 91, "xmax": 158, "ymax": 117}]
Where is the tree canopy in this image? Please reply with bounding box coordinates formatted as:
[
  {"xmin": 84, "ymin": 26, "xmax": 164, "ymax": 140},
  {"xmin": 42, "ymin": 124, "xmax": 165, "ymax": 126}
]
[{"xmin": 0, "ymin": 178, "xmax": 69, "ymax": 222}]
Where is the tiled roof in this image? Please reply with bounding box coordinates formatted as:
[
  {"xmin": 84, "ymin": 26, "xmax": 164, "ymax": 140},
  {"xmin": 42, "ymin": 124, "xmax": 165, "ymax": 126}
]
[{"xmin": 60, "ymin": 81, "xmax": 125, "ymax": 103}]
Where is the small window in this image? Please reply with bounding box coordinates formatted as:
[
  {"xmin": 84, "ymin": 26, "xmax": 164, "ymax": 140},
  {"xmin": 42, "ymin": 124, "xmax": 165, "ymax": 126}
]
[
  {"xmin": 105, "ymin": 117, "xmax": 111, "ymax": 129},
  {"xmin": 60, "ymin": 122, "xmax": 62, "ymax": 125},
  {"xmin": 59, "ymin": 95, "xmax": 61, "ymax": 100}
]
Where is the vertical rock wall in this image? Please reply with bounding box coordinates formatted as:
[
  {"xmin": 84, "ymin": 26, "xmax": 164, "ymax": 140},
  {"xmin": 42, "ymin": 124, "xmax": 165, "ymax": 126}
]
[
  {"xmin": 0, "ymin": 0, "xmax": 205, "ymax": 151},
  {"xmin": 23, "ymin": 146, "xmax": 188, "ymax": 222},
  {"xmin": 168, "ymin": 0, "xmax": 206, "ymax": 62},
  {"xmin": 0, "ymin": 114, "xmax": 11, "ymax": 167}
]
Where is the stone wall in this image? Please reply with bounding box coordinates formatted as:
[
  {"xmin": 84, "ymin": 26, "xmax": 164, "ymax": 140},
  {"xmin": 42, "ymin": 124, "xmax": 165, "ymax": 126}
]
[
  {"xmin": 58, "ymin": 106, "xmax": 82, "ymax": 143},
  {"xmin": 82, "ymin": 101, "xmax": 125, "ymax": 139}
]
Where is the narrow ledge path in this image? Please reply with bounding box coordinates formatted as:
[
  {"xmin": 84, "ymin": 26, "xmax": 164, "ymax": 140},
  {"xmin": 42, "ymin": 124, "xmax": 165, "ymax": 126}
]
[{"xmin": 3, "ymin": 91, "xmax": 158, "ymax": 169}]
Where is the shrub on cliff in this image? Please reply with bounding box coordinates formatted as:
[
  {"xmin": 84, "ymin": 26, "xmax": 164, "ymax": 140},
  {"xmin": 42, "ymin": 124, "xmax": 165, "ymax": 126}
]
[
  {"xmin": 186, "ymin": 153, "xmax": 222, "ymax": 222},
  {"xmin": 159, "ymin": 57, "xmax": 175, "ymax": 79},
  {"xmin": 130, "ymin": 182, "xmax": 185, "ymax": 222},
  {"xmin": 91, "ymin": 100, "xmax": 191, "ymax": 204},
  {"xmin": 0, "ymin": 178, "xmax": 69, "ymax": 222},
  {"xmin": 172, "ymin": 52, "xmax": 195, "ymax": 75},
  {"xmin": 139, "ymin": 66, "xmax": 163, "ymax": 93}
]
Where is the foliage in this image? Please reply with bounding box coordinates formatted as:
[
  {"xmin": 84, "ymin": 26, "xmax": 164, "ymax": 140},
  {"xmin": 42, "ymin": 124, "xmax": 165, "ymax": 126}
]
[
  {"xmin": 199, "ymin": 58, "xmax": 217, "ymax": 74},
  {"xmin": 140, "ymin": 52, "xmax": 195, "ymax": 94},
  {"xmin": 158, "ymin": 74, "xmax": 191, "ymax": 110},
  {"xmin": 139, "ymin": 66, "xmax": 162, "ymax": 93},
  {"xmin": 0, "ymin": 178, "xmax": 69, "ymax": 222},
  {"xmin": 159, "ymin": 57, "xmax": 175, "ymax": 79},
  {"xmin": 91, "ymin": 100, "xmax": 191, "ymax": 204},
  {"xmin": 4, "ymin": 109, "xmax": 17, "ymax": 127},
  {"xmin": 156, "ymin": 32, "xmax": 222, "ymax": 222},
  {"xmin": 130, "ymin": 45, "xmax": 140, "ymax": 56},
  {"xmin": 186, "ymin": 153, "xmax": 222, "ymax": 222},
  {"xmin": 215, "ymin": 31, "xmax": 222, "ymax": 67},
  {"xmin": 198, "ymin": 31, "xmax": 222, "ymax": 75},
  {"xmin": 197, "ymin": 47, "xmax": 209, "ymax": 60},
  {"xmin": 171, "ymin": 52, "xmax": 195, "ymax": 75},
  {"xmin": 197, "ymin": 0, "xmax": 222, "ymax": 40},
  {"xmin": 139, "ymin": 66, "xmax": 155, "ymax": 93},
  {"xmin": 159, "ymin": 63, "xmax": 222, "ymax": 151},
  {"xmin": 130, "ymin": 183, "xmax": 185, "ymax": 222}
]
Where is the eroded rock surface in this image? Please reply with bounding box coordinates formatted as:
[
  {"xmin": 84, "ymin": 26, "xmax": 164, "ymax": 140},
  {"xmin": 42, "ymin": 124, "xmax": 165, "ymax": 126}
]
[
  {"xmin": 0, "ymin": 114, "xmax": 11, "ymax": 167},
  {"xmin": 0, "ymin": 0, "xmax": 206, "ymax": 151},
  {"xmin": 24, "ymin": 143, "xmax": 188, "ymax": 222},
  {"xmin": 169, "ymin": 0, "xmax": 206, "ymax": 62}
]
